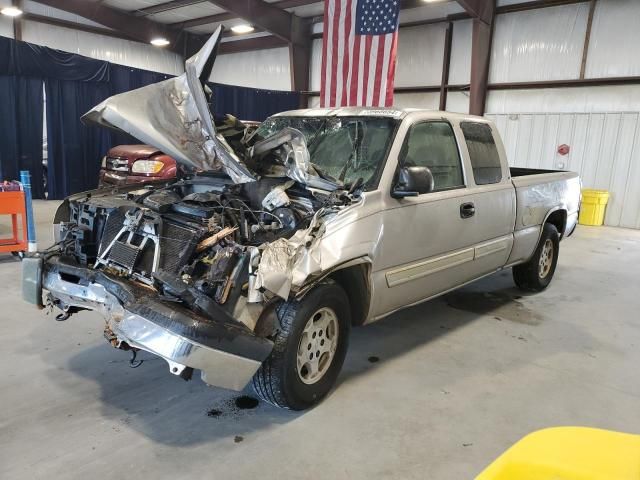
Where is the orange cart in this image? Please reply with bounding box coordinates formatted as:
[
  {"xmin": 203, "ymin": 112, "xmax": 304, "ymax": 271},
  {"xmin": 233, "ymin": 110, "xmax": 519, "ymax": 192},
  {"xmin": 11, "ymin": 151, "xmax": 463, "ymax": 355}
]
[{"xmin": 0, "ymin": 189, "xmax": 28, "ymax": 254}]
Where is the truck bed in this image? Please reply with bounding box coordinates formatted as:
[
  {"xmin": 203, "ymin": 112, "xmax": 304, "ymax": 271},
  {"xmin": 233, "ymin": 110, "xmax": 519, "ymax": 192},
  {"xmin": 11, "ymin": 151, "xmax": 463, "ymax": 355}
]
[
  {"xmin": 510, "ymin": 167, "xmax": 565, "ymax": 177},
  {"xmin": 510, "ymin": 168, "xmax": 581, "ymax": 235}
]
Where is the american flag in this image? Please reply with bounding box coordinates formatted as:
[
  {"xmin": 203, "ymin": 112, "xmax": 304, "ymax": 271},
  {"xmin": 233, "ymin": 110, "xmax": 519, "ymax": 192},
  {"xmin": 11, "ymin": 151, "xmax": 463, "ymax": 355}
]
[{"xmin": 320, "ymin": 0, "xmax": 400, "ymax": 108}]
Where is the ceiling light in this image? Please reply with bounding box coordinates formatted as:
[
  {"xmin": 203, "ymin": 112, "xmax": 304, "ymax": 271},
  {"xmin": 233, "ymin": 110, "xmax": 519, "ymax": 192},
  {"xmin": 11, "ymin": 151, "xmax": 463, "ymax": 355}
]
[
  {"xmin": 231, "ymin": 24, "xmax": 255, "ymax": 34},
  {"xmin": 1, "ymin": 6, "xmax": 23, "ymax": 16},
  {"xmin": 150, "ymin": 37, "xmax": 170, "ymax": 47}
]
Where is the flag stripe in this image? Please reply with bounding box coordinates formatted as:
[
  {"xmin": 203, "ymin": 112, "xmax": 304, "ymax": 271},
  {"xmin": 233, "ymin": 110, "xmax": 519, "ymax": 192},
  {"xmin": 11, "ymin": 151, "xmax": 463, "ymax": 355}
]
[
  {"xmin": 340, "ymin": 0, "xmax": 353, "ymax": 106},
  {"xmin": 349, "ymin": 34, "xmax": 361, "ymax": 106},
  {"xmin": 319, "ymin": 0, "xmax": 330, "ymax": 107},
  {"xmin": 329, "ymin": 0, "xmax": 341, "ymax": 107},
  {"xmin": 361, "ymin": 35, "xmax": 373, "ymax": 106},
  {"xmin": 377, "ymin": 33, "xmax": 391, "ymax": 107},
  {"xmin": 371, "ymin": 34, "xmax": 386, "ymax": 106},
  {"xmin": 320, "ymin": 0, "xmax": 399, "ymax": 108},
  {"xmin": 385, "ymin": 29, "xmax": 399, "ymax": 106}
]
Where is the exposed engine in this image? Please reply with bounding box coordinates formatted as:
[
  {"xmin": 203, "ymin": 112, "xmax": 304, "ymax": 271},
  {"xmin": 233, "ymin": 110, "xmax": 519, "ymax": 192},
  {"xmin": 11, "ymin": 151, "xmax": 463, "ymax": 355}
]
[{"xmin": 53, "ymin": 173, "xmax": 358, "ymax": 326}]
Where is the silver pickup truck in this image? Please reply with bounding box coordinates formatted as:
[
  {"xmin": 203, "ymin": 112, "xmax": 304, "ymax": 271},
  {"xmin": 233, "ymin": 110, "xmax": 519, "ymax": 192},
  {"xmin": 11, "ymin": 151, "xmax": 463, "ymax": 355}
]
[{"xmin": 22, "ymin": 28, "xmax": 581, "ymax": 410}]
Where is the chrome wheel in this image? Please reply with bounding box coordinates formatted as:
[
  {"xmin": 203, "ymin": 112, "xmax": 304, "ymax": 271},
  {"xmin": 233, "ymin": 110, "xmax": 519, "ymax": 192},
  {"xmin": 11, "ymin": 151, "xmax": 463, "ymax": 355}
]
[
  {"xmin": 296, "ymin": 307, "xmax": 339, "ymax": 385},
  {"xmin": 538, "ymin": 239, "xmax": 554, "ymax": 279}
]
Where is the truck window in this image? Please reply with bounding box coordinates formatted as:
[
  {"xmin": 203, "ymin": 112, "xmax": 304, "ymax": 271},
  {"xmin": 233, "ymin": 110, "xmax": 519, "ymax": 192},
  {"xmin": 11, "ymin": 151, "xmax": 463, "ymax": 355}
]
[
  {"xmin": 400, "ymin": 121, "xmax": 464, "ymax": 192},
  {"xmin": 460, "ymin": 122, "xmax": 502, "ymax": 185}
]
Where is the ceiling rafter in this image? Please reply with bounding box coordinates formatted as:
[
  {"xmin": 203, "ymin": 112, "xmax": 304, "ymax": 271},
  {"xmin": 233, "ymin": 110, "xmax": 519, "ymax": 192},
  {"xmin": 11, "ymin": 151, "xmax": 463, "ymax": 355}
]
[
  {"xmin": 171, "ymin": 0, "xmax": 319, "ymax": 29},
  {"xmin": 208, "ymin": 0, "xmax": 291, "ymax": 43},
  {"xmin": 32, "ymin": 0, "xmax": 186, "ymax": 54},
  {"xmin": 134, "ymin": 0, "xmax": 207, "ymax": 17},
  {"xmin": 455, "ymin": 0, "xmax": 494, "ymax": 24}
]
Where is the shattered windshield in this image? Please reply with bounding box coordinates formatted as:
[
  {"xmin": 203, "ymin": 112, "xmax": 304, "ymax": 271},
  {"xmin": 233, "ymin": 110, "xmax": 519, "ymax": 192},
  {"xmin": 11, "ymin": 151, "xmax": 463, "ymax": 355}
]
[{"xmin": 254, "ymin": 116, "xmax": 399, "ymax": 190}]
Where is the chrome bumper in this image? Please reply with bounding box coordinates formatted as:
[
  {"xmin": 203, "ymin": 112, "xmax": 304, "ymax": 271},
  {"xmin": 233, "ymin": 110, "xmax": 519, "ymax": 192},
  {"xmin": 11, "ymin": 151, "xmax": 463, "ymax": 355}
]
[{"xmin": 24, "ymin": 257, "xmax": 272, "ymax": 391}]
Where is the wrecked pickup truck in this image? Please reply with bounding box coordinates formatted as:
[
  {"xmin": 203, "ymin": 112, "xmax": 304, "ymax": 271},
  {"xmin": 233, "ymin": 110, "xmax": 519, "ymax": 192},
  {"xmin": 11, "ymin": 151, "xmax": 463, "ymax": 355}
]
[{"xmin": 22, "ymin": 26, "xmax": 581, "ymax": 410}]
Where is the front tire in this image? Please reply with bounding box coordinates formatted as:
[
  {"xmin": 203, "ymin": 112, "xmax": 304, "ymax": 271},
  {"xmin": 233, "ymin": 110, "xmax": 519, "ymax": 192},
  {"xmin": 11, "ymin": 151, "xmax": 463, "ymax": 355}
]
[
  {"xmin": 513, "ymin": 223, "xmax": 560, "ymax": 292},
  {"xmin": 252, "ymin": 282, "xmax": 351, "ymax": 410}
]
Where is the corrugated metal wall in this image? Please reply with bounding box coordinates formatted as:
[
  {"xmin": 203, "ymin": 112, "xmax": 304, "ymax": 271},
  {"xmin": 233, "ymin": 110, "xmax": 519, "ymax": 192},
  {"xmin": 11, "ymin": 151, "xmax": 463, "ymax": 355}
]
[{"xmin": 489, "ymin": 111, "xmax": 640, "ymax": 229}]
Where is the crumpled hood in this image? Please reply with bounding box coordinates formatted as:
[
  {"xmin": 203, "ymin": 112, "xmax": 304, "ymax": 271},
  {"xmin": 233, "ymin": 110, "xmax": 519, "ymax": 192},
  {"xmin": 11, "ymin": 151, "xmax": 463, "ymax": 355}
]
[{"xmin": 81, "ymin": 26, "xmax": 255, "ymax": 184}]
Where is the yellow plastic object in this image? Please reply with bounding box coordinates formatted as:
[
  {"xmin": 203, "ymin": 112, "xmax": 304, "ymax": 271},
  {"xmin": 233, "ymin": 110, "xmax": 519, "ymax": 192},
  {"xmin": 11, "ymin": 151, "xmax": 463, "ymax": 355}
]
[
  {"xmin": 579, "ymin": 189, "xmax": 610, "ymax": 226},
  {"xmin": 476, "ymin": 427, "xmax": 640, "ymax": 480}
]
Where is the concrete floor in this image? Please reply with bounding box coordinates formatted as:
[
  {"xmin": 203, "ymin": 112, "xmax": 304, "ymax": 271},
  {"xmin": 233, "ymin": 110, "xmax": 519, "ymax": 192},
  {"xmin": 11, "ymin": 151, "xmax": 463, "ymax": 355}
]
[{"xmin": 1, "ymin": 200, "xmax": 640, "ymax": 479}]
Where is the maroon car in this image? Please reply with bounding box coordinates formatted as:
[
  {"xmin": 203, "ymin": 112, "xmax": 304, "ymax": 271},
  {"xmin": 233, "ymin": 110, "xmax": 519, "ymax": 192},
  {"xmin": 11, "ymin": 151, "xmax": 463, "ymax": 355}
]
[{"xmin": 99, "ymin": 144, "xmax": 179, "ymax": 186}]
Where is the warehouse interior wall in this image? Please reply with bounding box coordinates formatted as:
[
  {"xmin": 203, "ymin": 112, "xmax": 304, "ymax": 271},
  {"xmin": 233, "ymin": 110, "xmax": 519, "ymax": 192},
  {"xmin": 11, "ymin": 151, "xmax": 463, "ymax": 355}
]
[
  {"xmin": 210, "ymin": 46, "xmax": 291, "ymax": 91},
  {"xmin": 1, "ymin": 0, "xmax": 640, "ymax": 227},
  {"xmin": 308, "ymin": 0, "xmax": 640, "ymax": 228}
]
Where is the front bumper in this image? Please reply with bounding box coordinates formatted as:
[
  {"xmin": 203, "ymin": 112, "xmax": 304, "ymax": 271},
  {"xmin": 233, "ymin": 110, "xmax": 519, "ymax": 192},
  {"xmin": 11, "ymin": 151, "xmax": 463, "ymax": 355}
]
[
  {"xmin": 23, "ymin": 256, "xmax": 273, "ymax": 391},
  {"xmin": 99, "ymin": 170, "xmax": 159, "ymax": 186}
]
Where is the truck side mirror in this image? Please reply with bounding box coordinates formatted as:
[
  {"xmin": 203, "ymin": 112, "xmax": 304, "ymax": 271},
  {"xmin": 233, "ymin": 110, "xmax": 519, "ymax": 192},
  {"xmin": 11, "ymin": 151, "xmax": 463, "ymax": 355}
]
[{"xmin": 392, "ymin": 166, "xmax": 435, "ymax": 198}]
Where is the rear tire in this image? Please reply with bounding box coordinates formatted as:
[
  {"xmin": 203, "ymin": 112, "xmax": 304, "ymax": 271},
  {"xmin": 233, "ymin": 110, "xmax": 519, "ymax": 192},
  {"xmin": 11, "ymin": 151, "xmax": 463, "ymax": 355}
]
[
  {"xmin": 252, "ymin": 282, "xmax": 351, "ymax": 410},
  {"xmin": 513, "ymin": 223, "xmax": 559, "ymax": 292}
]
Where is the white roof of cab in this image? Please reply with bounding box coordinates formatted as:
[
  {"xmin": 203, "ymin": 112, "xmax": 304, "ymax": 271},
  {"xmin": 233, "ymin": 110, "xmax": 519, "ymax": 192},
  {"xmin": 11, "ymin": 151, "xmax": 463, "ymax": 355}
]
[{"xmin": 273, "ymin": 106, "xmax": 488, "ymax": 124}]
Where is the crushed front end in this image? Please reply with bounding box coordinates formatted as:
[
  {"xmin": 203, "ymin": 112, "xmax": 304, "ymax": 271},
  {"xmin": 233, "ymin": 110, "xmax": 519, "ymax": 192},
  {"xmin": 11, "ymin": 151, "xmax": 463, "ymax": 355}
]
[{"xmin": 22, "ymin": 168, "xmax": 358, "ymax": 389}]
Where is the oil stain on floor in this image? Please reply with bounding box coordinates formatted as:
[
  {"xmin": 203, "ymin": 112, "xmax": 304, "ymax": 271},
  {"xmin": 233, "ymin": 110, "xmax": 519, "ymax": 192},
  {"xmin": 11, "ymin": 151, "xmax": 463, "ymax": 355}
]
[{"xmin": 444, "ymin": 290, "xmax": 544, "ymax": 326}]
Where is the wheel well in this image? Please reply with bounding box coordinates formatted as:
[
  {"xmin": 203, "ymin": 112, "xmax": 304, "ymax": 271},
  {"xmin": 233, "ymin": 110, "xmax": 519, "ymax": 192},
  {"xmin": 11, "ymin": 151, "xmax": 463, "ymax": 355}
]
[
  {"xmin": 328, "ymin": 263, "xmax": 371, "ymax": 326},
  {"xmin": 546, "ymin": 209, "xmax": 567, "ymax": 238}
]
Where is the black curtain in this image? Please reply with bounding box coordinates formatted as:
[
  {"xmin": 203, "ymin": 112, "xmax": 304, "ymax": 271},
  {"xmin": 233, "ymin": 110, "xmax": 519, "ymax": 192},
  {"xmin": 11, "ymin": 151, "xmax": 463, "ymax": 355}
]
[
  {"xmin": 0, "ymin": 36, "xmax": 302, "ymax": 199},
  {"xmin": 0, "ymin": 75, "xmax": 44, "ymax": 199},
  {"xmin": 45, "ymin": 79, "xmax": 112, "ymax": 200},
  {"xmin": 210, "ymin": 83, "xmax": 300, "ymax": 121}
]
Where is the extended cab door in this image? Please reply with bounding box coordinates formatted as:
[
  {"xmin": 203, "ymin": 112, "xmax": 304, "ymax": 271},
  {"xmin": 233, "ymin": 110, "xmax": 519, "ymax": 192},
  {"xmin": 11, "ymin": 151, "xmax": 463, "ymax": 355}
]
[{"xmin": 371, "ymin": 117, "xmax": 515, "ymax": 318}]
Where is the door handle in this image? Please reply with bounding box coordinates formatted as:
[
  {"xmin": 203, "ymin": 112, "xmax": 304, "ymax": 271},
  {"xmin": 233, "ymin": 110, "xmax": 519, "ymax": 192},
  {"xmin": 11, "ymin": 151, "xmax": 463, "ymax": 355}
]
[{"xmin": 460, "ymin": 202, "xmax": 475, "ymax": 219}]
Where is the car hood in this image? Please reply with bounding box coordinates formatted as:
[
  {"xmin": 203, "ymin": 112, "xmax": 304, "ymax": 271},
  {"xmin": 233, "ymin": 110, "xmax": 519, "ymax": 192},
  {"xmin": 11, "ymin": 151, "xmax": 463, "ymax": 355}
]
[
  {"xmin": 107, "ymin": 145, "xmax": 162, "ymax": 159},
  {"xmin": 81, "ymin": 26, "xmax": 255, "ymax": 184}
]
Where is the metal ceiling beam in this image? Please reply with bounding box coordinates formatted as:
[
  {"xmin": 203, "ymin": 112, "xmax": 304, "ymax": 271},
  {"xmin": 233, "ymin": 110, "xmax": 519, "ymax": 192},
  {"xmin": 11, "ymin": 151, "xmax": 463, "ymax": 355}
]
[
  {"xmin": 206, "ymin": 0, "xmax": 303, "ymax": 43},
  {"xmin": 455, "ymin": 0, "xmax": 494, "ymax": 24},
  {"xmin": 171, "ymin": 0, "xmax": 319, "ymax": 29},
  {"xmin": 32, "ymin": 0, "xmax": 185, "ymax": 54},
  {"xmin": 468, "ymin": 1, "xmax": 495, "ymax": 115},
  {"xmin": 135, "ymin": 0, "xmax": 206, "ymax": 16},
  {"xmin": 22, "ymin": 12, "xmax": 137, "ymax": 42},
  {"xmin": 207, "ymin": 0, "xmax": 311, "ymax": 91},
  {"xmin": 219, "ymin": 35, "xmax": 288, "ymax": 54}
]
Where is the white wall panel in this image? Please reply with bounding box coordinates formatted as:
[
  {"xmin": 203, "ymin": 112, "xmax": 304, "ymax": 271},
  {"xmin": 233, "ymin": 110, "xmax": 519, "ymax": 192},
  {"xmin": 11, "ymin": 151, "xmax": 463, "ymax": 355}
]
[
  {"xmin": 585, "ymin": 0, "xmax": 640, "ymax": 78},
  {"xmin": 308, "ymin": 95, "xmax": 321, "ymax": 108},
  {"xmin": 446, "ymin": 91, "xmax": 469, "ymax": 114},
  {"xmin": 24, "ymin": 0, "xmax": 109, "ymax": 29},
  {"xmin": 392, "ymin": 92, "xmax": 439, "ymax": 110},
  {"xmin": 488, "ymin": 111, "xmax": 640, "ymax": 228},
  {"xmin": 310, "ymin": 38, "xmax": 322, "ymax": 92},
  {"xmin": 21, "ymin": 21, "xmax": 183, "ymax": 75},
  {"xmin": 211, "ymin": 47, "xmax": 291, "ymax": 91},
  {"xmin": 490, "ymin": 4, "xmax": 589, "ymax": 83},
  {"xmin": 448, "ymin": 19, "xmax": 472, "ymax": 85},
  {"xmin": 0, "ymin": 17, "xmax": 13, "ymax": 39},
  {"xmin": 396, "ymin": 24, "xmax": 446, "ymax": 87},
  {"xmin": 487, "ymin": 86, "xmax": 640, "ymax": 114}
]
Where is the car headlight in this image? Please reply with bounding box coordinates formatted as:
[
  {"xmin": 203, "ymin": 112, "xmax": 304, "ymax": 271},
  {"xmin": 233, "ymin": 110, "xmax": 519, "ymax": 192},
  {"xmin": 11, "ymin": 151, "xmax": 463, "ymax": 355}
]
[{"xmin": 131, "ymin": 160, "xmax": 164, "ymax": 174}]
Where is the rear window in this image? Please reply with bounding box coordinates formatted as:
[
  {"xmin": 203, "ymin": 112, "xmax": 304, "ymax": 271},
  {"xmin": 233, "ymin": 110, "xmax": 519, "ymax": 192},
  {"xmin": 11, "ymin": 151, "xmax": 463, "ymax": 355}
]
[{"xmin": 460, "ymin": 122, "xmax": 502, "ymax": 185}]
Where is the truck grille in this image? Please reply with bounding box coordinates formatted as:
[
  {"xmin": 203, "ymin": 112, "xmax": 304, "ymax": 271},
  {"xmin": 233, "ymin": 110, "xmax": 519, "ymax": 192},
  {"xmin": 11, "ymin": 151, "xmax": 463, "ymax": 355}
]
[
  {"xmin": 160, "ymin": 222, "xmax": 199, "ymax": 274},
  {"xmin": 99, "ymin": 210, "xmax": 126, "ymax": 256},
  {"xmin": 109, "ymin": 241, "xmax": 141, "ymax": 270},
  {"xmin": 106, "ymin": 156, "xmax": 129, "ymax": 172}
]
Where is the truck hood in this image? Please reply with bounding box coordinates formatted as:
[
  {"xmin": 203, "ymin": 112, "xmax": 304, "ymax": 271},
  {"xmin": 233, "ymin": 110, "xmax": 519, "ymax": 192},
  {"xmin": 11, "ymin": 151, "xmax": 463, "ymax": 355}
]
[
  {"xmin": 107, "ymin": 144, "xmax": 161, "ymax": 159},
  {"xmin": 82, "ymin": 26, "xmax": 255, "ymax": 184}
]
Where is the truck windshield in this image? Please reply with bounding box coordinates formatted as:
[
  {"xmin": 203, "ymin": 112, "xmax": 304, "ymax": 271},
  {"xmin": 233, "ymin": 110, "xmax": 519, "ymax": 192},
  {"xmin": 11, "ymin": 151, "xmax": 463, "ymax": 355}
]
[{"xmin": 254, "ymin": 116, "xmax": 399, "ymax": 190}]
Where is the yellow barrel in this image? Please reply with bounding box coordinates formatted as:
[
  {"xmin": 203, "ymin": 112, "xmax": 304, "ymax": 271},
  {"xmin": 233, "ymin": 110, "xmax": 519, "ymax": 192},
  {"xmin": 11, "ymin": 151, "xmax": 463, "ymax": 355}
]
[{"xmin": 579, "ymin": 189, "xmax": 609, "ymax": 226}]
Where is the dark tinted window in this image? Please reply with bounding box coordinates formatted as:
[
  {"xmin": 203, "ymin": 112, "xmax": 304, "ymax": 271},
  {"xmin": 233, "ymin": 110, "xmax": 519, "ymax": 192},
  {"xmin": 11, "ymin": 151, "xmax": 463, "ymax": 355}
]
[
  {"xmin": 460, "ymin": 122, "xmax": 502, "ymax": 185},
  {"xmin": 400, "ymin": 122, "xmax": 464, "ymax": 192}
]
